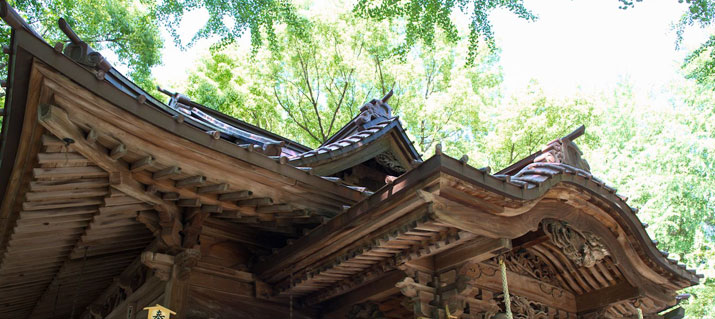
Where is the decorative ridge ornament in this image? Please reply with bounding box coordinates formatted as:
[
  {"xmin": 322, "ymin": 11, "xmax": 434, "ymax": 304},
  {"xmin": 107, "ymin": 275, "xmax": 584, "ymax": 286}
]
[
  {"xmin": 533, "ymin": 127, "xmax": 590, "ymax": 172},
  {"xmin": 58, "ymin": 18, "xmax": 112, "ymax": 79},
  {"xmin": 541, "ymin": 219, "xmax": 610, "ymax": 268},
  {"xmin": 355, "ymin": 89, "xmax": 394, "ymax": 130}
]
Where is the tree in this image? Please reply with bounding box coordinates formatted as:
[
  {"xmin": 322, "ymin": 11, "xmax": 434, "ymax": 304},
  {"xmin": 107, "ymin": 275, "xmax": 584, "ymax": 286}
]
[
  {"xmin": 184, "ymin": 6, "xmax": 505, "ymax": 148},
  {"xmin": 476, "ymin": 82, "xmax": 600, "ymax": 170},
  {"xmin": 353, "ymin": 0, "xmax": 536, "ymax": 65},
  {"xmin": 155, "ymin": 0, "xmax": 309, "ymax": 52},
  {"xmin": 153, "ymin": 0, "xmax": 538, "ymax": 66},
  {"xmin": 1, "ymin": 0, "xmax": 163, "ymax": 88},
  {"xmin": 269, "ymin": 19, "xmax": 367, "ymax": 144},
  {"xmin": 580, "ymin": 80, "xmax": 715, "ymax": 318},
  {"xmin": 184, "ymin": 15, "xmax": 373, "ymax": 146},
  {"xmin": 620, "ymin": 0, "xmax": 715, "ymax": 85}
]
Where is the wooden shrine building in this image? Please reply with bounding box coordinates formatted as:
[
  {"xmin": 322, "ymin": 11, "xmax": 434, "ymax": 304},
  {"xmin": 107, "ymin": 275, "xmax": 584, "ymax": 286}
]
[{"xmin": 0, "ymin": 2, "xmax": 702, "ymax": 318}]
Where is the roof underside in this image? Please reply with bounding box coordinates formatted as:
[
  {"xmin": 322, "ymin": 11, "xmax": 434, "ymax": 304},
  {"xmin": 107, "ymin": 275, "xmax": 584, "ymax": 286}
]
[
  {"xmin": 0, "ymin": 26, "xmax": 365, "ymax": 318},
  {"xmin": 0, "ymin": 4, "xmax": 702, "ymax": 318}
]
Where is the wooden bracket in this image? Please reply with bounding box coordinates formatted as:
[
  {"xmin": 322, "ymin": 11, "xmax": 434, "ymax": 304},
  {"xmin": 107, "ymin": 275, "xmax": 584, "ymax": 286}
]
[
  {"xmin": 38, "ymin": 103, "xmax": 183, "ymax": 249},
  {"xmin": 141, "ymin": 251, "xmax": 174, "ymax": 281}
]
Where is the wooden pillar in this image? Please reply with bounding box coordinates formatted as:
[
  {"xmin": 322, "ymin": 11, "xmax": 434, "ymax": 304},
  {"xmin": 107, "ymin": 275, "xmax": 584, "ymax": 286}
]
[
  {"xmin": 162, "ymin": 249, "xmax": 200, "ymax": 319},
  {"xmin": 396, "ymin": 270, "xmax": 437, "ymax": 318},
  {"xmin": 141, "ymin": 249, "xmax": 200, "ymax": 319},
  {"xmin": 163, "ymin": 266, "xmax": 190, "ymax": 319}
]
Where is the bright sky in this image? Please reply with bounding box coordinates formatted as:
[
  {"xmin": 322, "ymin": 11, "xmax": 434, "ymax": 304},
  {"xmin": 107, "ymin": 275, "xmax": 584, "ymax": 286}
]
[
  {"xmin": 490, "ymin": 0, "xmax": 711, "ymax": 95},
  {"xmin": 151, "ymin": 0, "xmax": 712, "ymax": 96}
]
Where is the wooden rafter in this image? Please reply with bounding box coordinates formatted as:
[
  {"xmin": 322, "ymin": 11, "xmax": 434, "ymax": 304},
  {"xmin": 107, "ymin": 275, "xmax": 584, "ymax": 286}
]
[{"xmin": 37, "ymin": 103, "xmax": 182, "ymax": 249}]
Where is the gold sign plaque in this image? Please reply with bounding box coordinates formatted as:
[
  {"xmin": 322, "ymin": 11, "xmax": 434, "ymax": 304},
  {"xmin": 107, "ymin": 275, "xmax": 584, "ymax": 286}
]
[{"xmin": 143, "ymin": 304, "xmax": 176, "ymax": 319}]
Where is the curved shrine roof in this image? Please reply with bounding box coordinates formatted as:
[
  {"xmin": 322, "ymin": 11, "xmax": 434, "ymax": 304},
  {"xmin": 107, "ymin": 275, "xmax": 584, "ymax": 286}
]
[{"xmin": 0, "ymin": 3, "xmax": 702, "ymax": 317}]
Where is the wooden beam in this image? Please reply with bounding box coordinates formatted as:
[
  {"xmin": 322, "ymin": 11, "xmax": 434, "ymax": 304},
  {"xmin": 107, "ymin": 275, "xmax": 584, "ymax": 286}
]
[
  {"xmin": 194, "ymin": 261, "xmax": 254, "ymax": 282},
  {"xmin": 33, "ymin": 166, "xmax": 107, "ymax": 179},
  {"xmin": 137, "ymin": 211, "xmax": 161, "ymax": 234},
  {"xmin": 201, "ymin": 205, "xmax": 222, "ymax": 213},
  {"xmin": 25, "ymin": 188, "xmax": 108, "ymax": 201},
  {"xmin": 435, "ymin": 237, "xmax": 511, "ymax": 271},
  {"xmin": 162, "ymin": 192, "xmax": 180, "ymax": 201},
  {"xmin": 238, "ymin": 197, "xmax": 273, "ymax": 207},
  {"xmin": 37, "ymin": 104, "xmax": 181, "ymax": 248},
  {"xmin": 196, "ymin": 183, "xmax": 228, "ymax": 194},
  {"xmin": 218, "ymin": 190, "xmax": 252, "ymax": 201},
  {"xmin": 30, "ymin": 178, "xmax": 108, "ymax": 192},
  {"xmin": 183, "ymin": 208, "xmax": 209, "ymax": 248},
  {"xmin": 177, "ymin": 198, "xmax": 201, "ymax": 207},
  {"xmin": 321, "ymin": 270, "xmax": 405, "ymax": 317},
  {"xmin": 255, "ymin": 187, "xmax": 434, "ymax": 283},
  {"xmin": 202, "ymin": 217, "xmax": 279, "ymax": 249},
  {"xmin": 468, "ymin": 262, "xmax": 578, "ymax": 313},
  {"xmin": 175, "ymin": 175, "xmax": 206, "ymax": 187},
  {"xmin": 256, "ymin": 204, "xmax": 292, "ymax": 214},
  {"xmin": 576, "ymin": 280, "xmax": 643, "ymax": 314},
  {"xmin": 109, "ymin": 143, "xmax": 127, "ymax": 160},
  {"xmin": 133, "ymin": 171, "xmax": 257, "ymax": 216},
  {"xmin": 130, "ymin": 155, "xmax": 154, "ymax": 172},
  {"xmin": 663, "ymin": 307, "xmax": 685, "ymax": 319},
  {"xmin": 85, "ymin": 128, "xmax": 98, "ymax": 144},
  {"xmin": 153, "ymin": 166, "xmax": 181, "ymax": 180},
  {"xmin": 36, "ymin": 152, "xmax": 90, "ymax": 165}
]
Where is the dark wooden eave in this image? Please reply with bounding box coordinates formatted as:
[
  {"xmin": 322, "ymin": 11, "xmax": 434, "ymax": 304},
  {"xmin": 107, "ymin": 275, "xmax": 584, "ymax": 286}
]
[
  {"xmin": 0, "ymin": 28, "xmax": 364, "ymax": 206},
  {"xmin": 0, "ymin": 22, "xmax": 366, "ymax": 318},
  {"xmin": 255, "ymin": 153, "xmax": 700, "ymax": 309},
  {"xmin": 288, "ymin": 118, "xmax": 421, "ymax": 176}
]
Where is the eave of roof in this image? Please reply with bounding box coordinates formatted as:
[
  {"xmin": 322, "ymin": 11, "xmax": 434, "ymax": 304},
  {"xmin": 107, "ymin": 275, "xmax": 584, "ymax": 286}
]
[
  {"xmin": 0, "ymin": 28, "xmax": 364, "ymax": 207},
  {"xmin": 157, "ymin": 88, "xmax": 311, "ymax": 154},
  {"xmin": 289, "ymin": 117, "xmax": 421, "ymax": 170},
  {"xmin": 257, "ymin": 153, "xmax": 700, "ymax": 289}
]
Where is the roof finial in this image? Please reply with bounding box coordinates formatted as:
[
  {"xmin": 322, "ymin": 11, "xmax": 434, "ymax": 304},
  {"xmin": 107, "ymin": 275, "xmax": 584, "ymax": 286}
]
[
  {"xmin": 355, "ymin": 90, "xmax": 394, "ymax": 131},
  {"xmin": 58, "ymin": 17, "xmax": 112, "ymax": 79},
  {"xmin": 381, "ymin": 88, "xmax": 394, "ymax": 103}
]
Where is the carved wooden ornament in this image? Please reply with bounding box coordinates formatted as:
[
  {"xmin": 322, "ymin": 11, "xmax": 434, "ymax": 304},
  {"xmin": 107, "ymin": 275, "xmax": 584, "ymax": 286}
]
[{"xmin": 542, "ymin": 219, "xmax": 610, "ymax": 268}]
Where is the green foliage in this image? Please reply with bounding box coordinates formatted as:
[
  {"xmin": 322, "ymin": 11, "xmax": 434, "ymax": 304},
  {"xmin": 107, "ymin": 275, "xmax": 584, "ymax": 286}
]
[
  {"xmin": 683, "ymin": 35, "xmax": 715, "ymax": 85},
  {"xmin": 184, "ymin": 50, "xmax": 286, "ymax": 135},
  {"xmin": 184, "ymin": 14, "xmax": 373, "ymax": 145},
  {"xmin": 353, "ymin": 0, "xmax": 536, "ymax": 64},
  {"xmin": 582, "ymin": 80, "xmax": 715, "ymax": 318},
  {"xmin": 621, "ymin": 0, "xmax": 715, "ymax": 85},
  {"xmin": 1, "ymin": 0, "xmax": 163, "ymax": 87},
  {"xmin": 677, "ymin": 0, "xmax": 715, "ymax": 85},
  {"xmin": 269, "ymin": 18, "xmax": 367, "ymax": 143},
  {"xmin": 185, "ymin": 7, "xmax": 504, "ymax": 148},
  {"xmin": 154, "ymin": 0, "xmax": 538, "ymax": 66},
  {"xmin": 155, "ymin": 0, "xmax": 309, "ymax": 52},
  {"xmin": 478, "ymin": 83, "xmax": 600, "ymax": 170},
  {"xmin": 6, "ymin": 0, "xmax": 711, "ymax": 316}
]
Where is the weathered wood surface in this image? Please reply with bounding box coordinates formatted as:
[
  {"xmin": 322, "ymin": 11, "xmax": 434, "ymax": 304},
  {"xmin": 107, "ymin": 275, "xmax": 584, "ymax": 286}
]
[
  {"xmin": 34, "ymin": 57, "xmax": 361, "ymax": 213},
  {"xmin": 0, "ymin": 37, "xmax": 698, "ymax": 319},
  {"xmin": 320, "ymin": 270, "xmax": 405, "ymax": 318},
  {"xmin": 576, "ymin": 279, "xmax": 643, "ymax": 313},
  {"xmin": 255, "ymin": 160, "xmax": 441, "ymax": 284},
  {"xmin": 425, "ymin": 190, "xmax": 678, "ymax": 306}
]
